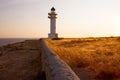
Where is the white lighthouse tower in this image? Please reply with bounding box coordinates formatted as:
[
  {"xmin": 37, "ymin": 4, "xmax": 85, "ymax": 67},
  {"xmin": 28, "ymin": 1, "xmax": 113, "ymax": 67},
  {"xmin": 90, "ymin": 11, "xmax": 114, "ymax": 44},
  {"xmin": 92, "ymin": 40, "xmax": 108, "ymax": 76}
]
[{"xmin": 48, "ymin": 7, "xmax": 58, "ymax": 38}]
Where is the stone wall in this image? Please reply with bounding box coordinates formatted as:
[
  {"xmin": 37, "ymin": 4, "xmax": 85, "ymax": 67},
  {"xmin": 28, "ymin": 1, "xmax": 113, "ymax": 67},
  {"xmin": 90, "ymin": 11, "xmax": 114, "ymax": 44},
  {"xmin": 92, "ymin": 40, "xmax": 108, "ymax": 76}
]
[{"xmin": 41, "ymin": 39, "xmax": 80, "ymax": 80}]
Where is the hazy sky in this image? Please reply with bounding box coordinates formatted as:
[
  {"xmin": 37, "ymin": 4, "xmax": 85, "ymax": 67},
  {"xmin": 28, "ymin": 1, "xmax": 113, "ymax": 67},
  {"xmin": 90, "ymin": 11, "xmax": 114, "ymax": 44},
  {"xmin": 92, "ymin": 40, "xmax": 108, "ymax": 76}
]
[{"xmin": 0, "ymin": 0, "xmax": 120, "ymax": 38}]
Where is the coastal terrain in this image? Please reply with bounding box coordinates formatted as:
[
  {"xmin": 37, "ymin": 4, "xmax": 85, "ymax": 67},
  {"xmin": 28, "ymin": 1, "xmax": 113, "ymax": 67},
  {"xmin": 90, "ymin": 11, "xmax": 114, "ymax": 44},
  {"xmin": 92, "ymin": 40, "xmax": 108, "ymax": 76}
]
[
  {"xmin": 0, "ymin": 40, "xmax": 42, "ymax": 80},
  {"xmin": 0, "ymin": 37, "xmax": 120, "ymax": 80}
]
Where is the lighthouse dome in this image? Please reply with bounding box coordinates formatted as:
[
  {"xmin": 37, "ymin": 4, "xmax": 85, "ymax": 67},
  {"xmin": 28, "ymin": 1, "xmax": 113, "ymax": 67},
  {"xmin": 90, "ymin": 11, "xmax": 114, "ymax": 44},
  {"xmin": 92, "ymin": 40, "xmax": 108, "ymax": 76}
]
[{"xmin": 51, "ymin": 7, "xmax": 55, "ymax": 11}]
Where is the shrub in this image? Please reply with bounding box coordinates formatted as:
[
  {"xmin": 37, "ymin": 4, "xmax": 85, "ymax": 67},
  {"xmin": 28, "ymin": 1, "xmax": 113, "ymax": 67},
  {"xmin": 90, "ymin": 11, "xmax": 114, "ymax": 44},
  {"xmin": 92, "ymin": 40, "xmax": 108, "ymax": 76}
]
[{"xmin": 52, "ymin": 38, "xmax": 64, "ymax": 40}]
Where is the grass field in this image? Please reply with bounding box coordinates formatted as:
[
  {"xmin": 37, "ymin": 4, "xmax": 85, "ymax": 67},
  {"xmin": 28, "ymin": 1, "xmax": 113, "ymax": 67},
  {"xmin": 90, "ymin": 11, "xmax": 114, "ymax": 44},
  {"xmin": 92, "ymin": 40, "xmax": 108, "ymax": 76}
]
[{"xmin": 45, "ymin": 37, "xmax": 120, "ymax": 80}]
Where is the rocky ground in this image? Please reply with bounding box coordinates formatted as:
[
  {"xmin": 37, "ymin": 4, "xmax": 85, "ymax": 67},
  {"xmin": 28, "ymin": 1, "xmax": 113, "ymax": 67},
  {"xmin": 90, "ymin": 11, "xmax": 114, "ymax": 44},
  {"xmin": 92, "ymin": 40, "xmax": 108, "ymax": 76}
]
[{"xmin": 0, "ymin": 40, "xmax": 42, "ymax": 80}]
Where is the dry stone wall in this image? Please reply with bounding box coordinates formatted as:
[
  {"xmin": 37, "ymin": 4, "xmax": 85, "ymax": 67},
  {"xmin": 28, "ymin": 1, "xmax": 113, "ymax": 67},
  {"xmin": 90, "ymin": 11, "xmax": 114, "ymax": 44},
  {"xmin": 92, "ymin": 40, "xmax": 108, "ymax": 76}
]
[{"xmin": 41, "ymin": 39, "xmax": 80, "ymax": 80}]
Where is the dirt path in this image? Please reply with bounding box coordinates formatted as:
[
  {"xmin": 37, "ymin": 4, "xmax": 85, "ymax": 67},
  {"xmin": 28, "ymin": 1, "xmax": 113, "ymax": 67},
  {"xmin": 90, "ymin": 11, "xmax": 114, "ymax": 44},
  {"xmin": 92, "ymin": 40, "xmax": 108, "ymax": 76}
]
[{"xmin": 0, "ymin": 40, "xmax": 42, "ymax": 80}]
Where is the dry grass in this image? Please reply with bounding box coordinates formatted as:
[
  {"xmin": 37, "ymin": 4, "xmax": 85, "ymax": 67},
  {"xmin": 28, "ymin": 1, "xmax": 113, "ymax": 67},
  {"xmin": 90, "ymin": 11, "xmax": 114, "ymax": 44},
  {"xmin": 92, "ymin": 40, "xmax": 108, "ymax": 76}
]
[
  {"xmin": 45, "ymin": 37, "xmax": 120, "ymax": 80},
  {"xmin": 0, "ymin": 40, "xmax": 42, "ymax": 80}
]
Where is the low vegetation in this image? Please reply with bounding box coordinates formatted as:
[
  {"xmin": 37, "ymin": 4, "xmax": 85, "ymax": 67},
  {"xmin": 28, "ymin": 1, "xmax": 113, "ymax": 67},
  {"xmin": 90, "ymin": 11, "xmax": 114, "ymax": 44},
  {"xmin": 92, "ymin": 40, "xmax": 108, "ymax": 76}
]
[
  {"xmin": 45, "ymin": 37, "xmax": 120, "ymax": 80},
  {"xmin": 0, "ymin": 40, "xmax": 42, "ymax": 80}
]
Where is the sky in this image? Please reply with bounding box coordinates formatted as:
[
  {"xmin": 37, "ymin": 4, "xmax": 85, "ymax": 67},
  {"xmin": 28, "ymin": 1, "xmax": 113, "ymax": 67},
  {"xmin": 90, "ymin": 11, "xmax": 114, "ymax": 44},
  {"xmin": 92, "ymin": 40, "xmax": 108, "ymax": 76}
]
[{"xmin": 0, "ymin": 0, "xmax": 120, "ymax": 38}]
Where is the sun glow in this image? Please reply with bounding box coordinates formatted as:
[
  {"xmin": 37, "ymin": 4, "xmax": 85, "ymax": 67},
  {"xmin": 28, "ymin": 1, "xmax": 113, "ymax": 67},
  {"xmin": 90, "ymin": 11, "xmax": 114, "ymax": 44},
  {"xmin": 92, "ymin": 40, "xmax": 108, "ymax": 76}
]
[{"xmin": 114, "ymin": 18, "xmax": 120, "ymax": 36}]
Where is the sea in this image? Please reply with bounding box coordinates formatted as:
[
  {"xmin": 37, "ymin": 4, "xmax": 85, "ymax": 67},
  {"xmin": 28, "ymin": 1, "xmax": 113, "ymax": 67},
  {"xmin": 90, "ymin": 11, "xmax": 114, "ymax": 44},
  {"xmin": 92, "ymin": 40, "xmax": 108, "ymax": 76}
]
[{"xmin": 0, "ymin": 38, "xmax": 38, "ymax": 47}]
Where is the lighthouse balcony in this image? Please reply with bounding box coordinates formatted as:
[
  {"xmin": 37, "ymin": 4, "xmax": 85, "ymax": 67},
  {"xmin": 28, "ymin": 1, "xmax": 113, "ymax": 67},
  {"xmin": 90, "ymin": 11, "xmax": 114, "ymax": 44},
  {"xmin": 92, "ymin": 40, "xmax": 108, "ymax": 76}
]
[
  {"xmin": 48, "ymin": 16, "xmax": 57, "ymax": 18},
  {"xmin": 48, "ymin": 13, "xmax": 57, "ymax": 15}
]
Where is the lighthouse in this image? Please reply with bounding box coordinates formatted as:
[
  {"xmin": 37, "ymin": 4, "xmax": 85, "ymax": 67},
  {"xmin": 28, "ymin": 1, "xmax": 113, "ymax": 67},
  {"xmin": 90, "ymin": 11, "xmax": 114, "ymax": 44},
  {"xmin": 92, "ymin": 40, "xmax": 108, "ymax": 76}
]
[{"xmin": 48, "ymin": 7, "xmax": 58, "ymax": 38}]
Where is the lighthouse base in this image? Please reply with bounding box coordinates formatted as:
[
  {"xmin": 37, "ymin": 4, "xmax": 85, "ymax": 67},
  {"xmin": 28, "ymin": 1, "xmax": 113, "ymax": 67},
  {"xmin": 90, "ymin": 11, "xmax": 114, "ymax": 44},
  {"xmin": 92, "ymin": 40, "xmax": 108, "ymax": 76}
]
[{"xmin": 48, "ymin": 33, "xmax": 58, "ymax": 38}]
